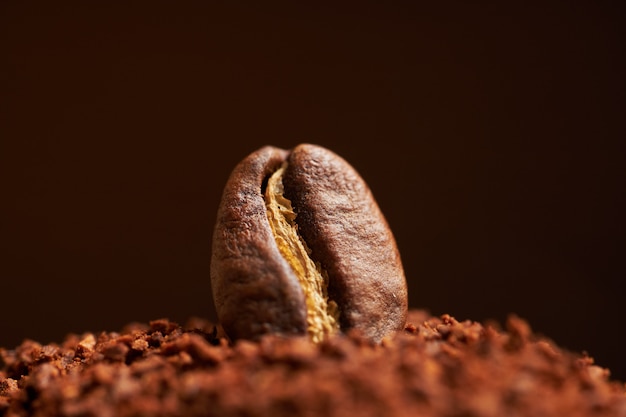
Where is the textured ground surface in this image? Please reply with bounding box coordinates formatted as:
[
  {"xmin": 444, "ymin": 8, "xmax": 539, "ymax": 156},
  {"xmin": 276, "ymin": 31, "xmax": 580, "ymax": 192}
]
[{"xmin": 2, "ymin": 310, "xmax": 625, "ymax": 417}]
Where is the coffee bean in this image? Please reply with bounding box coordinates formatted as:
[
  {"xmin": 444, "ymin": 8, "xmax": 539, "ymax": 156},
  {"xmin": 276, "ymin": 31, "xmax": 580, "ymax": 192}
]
[{"xmin": 211, "ymin": 144, "xmax": 407, "ymax": 342}]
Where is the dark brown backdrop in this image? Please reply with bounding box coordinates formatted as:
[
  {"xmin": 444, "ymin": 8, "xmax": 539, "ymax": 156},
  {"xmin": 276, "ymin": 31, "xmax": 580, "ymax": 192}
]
[{"xmin": 1, "ymin": 2, "xmax": 625, "ymax": 380}]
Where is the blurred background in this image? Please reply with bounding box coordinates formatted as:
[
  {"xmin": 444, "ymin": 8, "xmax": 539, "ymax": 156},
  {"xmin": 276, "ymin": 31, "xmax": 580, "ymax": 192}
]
[{"xmin": 1, "ymin": 2, "xmax": 624, "ymax": 379}]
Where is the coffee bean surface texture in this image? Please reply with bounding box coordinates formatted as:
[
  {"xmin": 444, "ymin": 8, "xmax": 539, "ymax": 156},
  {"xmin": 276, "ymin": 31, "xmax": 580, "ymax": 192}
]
[{"xmin": 211, "ymin": 144, "xmax": 407, "ymax": 342}]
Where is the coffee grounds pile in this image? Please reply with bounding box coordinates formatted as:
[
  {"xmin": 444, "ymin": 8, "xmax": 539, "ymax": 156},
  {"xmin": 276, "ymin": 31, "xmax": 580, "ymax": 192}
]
[{"xmin": 1, "ymin": 311, "xmax": 625, "ymax": 417}]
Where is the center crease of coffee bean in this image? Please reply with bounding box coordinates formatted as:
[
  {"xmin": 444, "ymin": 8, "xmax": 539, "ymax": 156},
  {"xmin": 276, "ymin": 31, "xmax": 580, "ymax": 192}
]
[{"xmin": 264, "ymin": 163, "xmax": 340, "ymax": 342}]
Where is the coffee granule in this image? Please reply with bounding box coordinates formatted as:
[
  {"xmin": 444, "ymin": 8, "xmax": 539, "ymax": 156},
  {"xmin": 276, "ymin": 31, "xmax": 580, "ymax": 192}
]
[{"xmin": 1, "ymin": 311, "xmax": 625, "ymax": 417}]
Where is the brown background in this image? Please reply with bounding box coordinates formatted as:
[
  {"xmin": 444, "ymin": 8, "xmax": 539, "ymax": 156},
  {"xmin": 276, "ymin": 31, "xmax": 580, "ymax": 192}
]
[{"xmin": 1, "ymin": 2, "xmax": 625, "ymax": 380}]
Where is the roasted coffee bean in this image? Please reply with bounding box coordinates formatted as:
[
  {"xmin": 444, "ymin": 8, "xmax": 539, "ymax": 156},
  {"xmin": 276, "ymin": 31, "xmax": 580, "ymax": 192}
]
[{"xmin": 210, "ymin": 144, "xmax": 407, "ymax": 342}]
